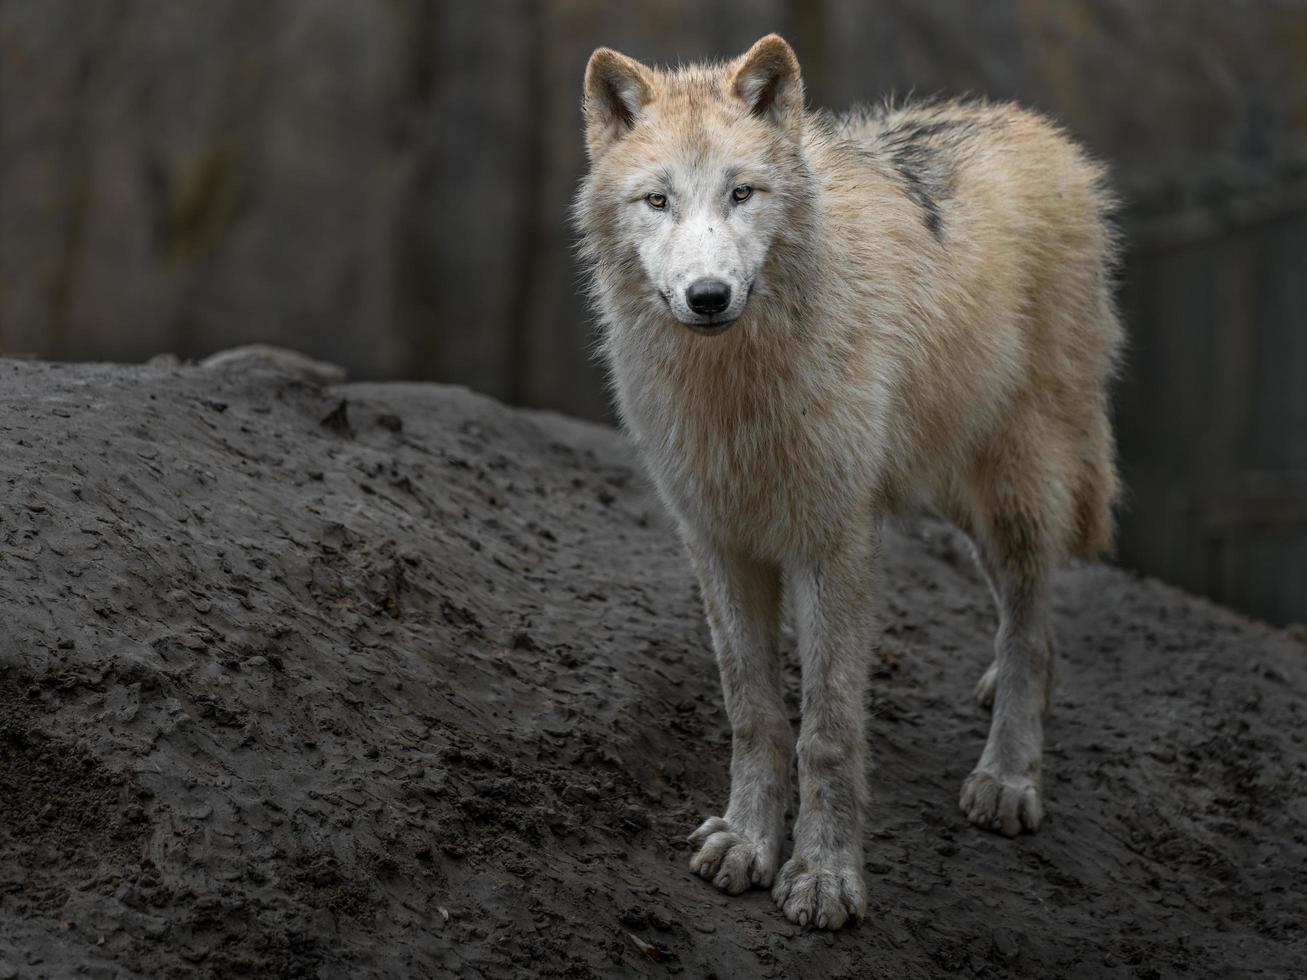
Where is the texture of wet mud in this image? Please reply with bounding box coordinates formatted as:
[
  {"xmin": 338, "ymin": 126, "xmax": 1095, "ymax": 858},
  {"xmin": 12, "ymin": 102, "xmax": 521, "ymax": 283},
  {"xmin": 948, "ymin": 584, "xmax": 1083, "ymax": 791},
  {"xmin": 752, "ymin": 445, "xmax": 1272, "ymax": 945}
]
[{"xmin": 1, "ymin": 358, "xmax": 1303, "ymax": 979}]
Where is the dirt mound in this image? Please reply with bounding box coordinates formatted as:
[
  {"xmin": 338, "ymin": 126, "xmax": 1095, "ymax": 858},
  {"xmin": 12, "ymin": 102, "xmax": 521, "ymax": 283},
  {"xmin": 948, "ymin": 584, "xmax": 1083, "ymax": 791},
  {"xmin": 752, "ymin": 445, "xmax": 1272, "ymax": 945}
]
[{"xmin": 1, "ymin": 357, "xmax": 1303, "ymax": 979}]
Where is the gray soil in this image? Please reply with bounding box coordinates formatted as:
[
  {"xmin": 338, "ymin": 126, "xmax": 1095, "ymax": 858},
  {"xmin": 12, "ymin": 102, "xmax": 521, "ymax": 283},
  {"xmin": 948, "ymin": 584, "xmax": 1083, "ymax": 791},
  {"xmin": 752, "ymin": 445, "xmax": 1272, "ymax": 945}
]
[{"xmin": 1, "ymin": 356, "xmax": 1304, "ymax": 980}]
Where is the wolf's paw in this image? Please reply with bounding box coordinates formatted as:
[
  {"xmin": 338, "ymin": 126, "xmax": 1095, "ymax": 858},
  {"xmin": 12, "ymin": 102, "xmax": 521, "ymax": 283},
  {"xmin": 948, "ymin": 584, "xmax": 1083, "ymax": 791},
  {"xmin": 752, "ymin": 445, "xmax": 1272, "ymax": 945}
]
[
  {"xmin": 974, "ymin": 661, "xmax": 998, "ymax": 710},
  {"xmin": 960, "ymin": 768, "xmax": 1043, "ymax": 836},
  {"xmin": 770, "ymin": 855, "xmax": 865, "ymax": 930},
  {"xmin": 687, "ymin": 816, "xmax": 779, "ymax": 894}
]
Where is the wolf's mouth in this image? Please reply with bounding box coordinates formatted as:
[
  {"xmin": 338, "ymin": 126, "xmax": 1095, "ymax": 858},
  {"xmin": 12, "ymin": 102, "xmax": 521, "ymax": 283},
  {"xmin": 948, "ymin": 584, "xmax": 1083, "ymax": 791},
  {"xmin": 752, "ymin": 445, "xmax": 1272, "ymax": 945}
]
[{"xmin": 682, "ymin": 318, "xmax": 736, "ymax": 335}]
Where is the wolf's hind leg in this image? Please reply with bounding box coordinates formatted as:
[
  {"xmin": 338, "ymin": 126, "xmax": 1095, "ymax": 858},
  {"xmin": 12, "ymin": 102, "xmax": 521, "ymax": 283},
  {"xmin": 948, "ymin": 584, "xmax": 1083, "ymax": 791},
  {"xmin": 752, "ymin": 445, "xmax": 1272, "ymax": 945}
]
[
  {"xmin": 685, "ymin": 539, "xmax": 791, "ymax": 894},
  {"xmin": 960, "ymin": 509, "xmax": 1055, "ymax": 836},
  {"xmin": 970, "ymin": 543, "xmax": 1055, "ymax": 714},
  {"xmin": 964, "ymin": 534, "xmax": 1004, "ymax": 711}
]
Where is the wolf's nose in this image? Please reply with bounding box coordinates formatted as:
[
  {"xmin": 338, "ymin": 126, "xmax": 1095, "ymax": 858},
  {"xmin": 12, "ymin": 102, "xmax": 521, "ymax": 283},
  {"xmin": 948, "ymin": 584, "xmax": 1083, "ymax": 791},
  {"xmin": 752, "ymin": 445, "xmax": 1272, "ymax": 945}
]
[{"xmin": 686, "ymin": 279, "xmax": 732, "ymax": 316}]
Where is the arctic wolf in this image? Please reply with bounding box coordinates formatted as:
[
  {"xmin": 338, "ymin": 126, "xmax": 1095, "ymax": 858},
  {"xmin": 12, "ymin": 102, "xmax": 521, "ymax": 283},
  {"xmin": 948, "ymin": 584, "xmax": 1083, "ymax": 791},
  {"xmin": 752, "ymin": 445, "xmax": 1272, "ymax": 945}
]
[{"xmin": 574, "ymin": 35, "xmax": 1121, "ymax": 930}]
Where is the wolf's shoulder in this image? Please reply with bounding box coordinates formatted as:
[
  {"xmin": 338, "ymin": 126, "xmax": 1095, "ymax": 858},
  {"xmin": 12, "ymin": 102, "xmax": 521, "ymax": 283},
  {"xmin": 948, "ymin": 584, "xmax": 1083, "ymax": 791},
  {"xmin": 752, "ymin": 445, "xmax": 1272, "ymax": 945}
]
[
  {"xmin": 804, "ymin": 96, "xmax": 1108, "ymax": 244},
  {"xmin": 820, "ymin": 96, "xmax": 1072, "ymax": 161},
  {"xmin": 809, "ymin": 96, "xmax": 1104, "ymax": 205}
]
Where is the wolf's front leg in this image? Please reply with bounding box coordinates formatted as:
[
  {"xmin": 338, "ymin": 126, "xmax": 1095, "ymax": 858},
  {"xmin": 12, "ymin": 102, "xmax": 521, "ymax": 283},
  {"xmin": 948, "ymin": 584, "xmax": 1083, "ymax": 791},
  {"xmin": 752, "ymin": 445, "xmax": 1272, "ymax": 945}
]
[
  {"xmin": 685, "ymin": 538, "xmax": 791, "ymax": 895},
  {"xmin": 771, "ymin": 533, "xmax": 878, "ymax": 929}
]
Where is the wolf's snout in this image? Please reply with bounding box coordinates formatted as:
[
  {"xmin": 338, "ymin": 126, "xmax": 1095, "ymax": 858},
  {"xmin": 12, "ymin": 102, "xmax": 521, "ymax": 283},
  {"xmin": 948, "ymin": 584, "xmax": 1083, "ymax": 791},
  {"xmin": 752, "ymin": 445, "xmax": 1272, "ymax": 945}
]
[{"xmin": 686, "ymin": 279, "xmax": 732, "ymax": 316}]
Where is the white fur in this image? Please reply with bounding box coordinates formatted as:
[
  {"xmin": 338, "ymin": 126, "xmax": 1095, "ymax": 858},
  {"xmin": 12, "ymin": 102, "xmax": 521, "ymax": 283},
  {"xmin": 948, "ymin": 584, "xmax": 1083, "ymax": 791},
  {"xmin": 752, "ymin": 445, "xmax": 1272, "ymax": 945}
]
[{"xmin": 626, "ymin": 162, "xmax": 780, "ymax": 328}]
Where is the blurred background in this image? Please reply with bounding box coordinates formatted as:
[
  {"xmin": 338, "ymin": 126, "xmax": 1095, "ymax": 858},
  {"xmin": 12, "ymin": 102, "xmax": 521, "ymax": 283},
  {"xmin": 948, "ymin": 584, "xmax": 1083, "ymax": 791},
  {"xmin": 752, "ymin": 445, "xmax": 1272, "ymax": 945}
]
[{"xmin": 2, "ymin": 0, "xmax": 1305, "ymax": 626}]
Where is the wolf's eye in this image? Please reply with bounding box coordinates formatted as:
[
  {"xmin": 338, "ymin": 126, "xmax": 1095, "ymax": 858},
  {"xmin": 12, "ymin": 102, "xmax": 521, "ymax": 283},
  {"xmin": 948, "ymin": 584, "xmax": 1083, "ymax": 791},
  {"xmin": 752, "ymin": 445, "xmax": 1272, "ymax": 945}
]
[
  {"xmin": 646, "ymin": 192, "xmax": 667, "ymax": 210},
  {"xmin": 732, "ymin": 184, "xmax": 753, "ymax": 203}
]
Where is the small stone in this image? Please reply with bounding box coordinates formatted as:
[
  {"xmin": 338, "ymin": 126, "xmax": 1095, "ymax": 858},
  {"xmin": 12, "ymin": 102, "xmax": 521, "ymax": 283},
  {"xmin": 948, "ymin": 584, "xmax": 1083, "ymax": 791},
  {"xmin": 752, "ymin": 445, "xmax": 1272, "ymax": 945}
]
[
  {"xmin": 320, "ymin": 399, "xmax": 351, "ymax": 434},
  {"xmin": 142, "ymin": 919, "xmax": 167, "ymax": 939},
  {"xmin": 619, "ymin": 805, "xmax": 650, "ymax": 829},
  {"xmin": 618, "ymin": 906, "xmax": 648, "ymax": 929},
  {"xmin": 993, "ymin": 927, "xmax": 1022, "ymax": 961}
]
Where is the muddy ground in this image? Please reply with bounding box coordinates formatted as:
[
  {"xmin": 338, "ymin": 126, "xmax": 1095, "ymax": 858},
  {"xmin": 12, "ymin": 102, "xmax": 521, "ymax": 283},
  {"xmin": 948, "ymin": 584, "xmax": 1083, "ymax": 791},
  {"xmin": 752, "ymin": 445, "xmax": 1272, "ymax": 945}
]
[{"xmin": 0, "ymin": 356, "xmax": 1304, "ymax": 980}]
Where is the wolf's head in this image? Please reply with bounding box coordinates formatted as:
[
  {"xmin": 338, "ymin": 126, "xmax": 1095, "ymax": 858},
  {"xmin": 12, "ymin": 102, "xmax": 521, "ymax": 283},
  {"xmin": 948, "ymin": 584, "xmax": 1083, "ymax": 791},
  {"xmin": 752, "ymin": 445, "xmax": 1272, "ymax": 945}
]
[{"xmin": 576, "ymin": 35, "xmax": 813, "ymax": 335}]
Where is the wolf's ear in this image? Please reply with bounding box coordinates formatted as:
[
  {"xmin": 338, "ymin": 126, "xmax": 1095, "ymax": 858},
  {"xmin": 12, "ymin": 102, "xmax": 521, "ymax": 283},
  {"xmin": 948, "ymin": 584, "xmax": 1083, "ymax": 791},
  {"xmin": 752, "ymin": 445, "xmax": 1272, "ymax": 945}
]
[
  {"xmin": 583, "ymin": 47, "xmax": 656, "ymax": 158},
  {"xmin": 731, "ymin": 34, "xmax": 804, "ymax": 136}
]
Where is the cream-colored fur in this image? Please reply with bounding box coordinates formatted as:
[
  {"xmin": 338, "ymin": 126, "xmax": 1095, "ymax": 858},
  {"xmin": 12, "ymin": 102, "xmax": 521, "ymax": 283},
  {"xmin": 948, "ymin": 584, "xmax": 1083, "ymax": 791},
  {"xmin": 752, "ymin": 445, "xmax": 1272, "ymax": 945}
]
[{"xmin": 574, "ymin": 35, "xmax": 1122, "ymax": 931}]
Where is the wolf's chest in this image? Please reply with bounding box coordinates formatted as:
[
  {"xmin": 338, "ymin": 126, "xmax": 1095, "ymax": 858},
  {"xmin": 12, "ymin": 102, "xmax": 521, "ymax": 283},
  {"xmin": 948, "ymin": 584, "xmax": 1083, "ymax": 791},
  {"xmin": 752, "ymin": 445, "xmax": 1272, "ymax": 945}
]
[
  {"xmin": 610, "ymin": 325, "xmax": 887, "ymax": 554},
  {"xmin": 635, "ymin": 389, "xmax": 863, "ymax": 557}
]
